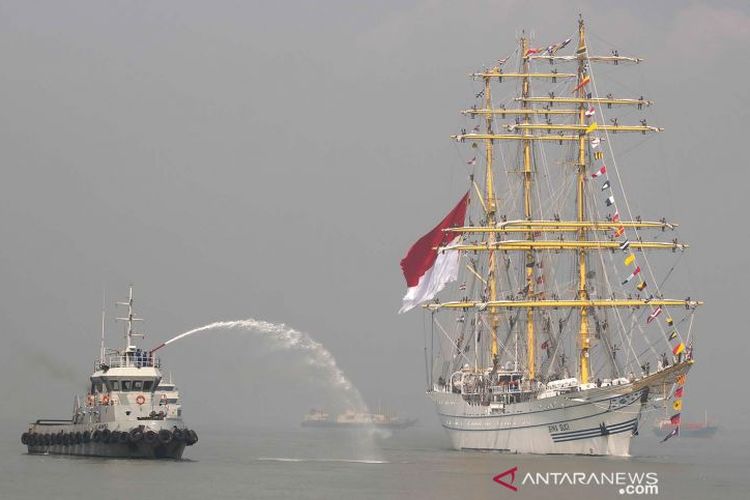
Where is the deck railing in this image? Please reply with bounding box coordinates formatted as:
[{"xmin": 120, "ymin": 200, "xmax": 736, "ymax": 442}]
[{"xmin": 94, "ymin": 353, "xmax": 160, "ymax": 370}]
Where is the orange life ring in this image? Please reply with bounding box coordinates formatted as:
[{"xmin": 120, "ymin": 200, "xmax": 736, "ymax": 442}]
[
  {"xmin": 101, "ymin": 394, "xmax": 110, "ymax": 405},
  {"xmin": 136, "ymin": 394, "xmax": 146, "ymax": 405}
]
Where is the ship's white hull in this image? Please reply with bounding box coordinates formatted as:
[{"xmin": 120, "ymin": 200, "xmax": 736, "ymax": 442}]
[{"xmin": 430, "ymin": 386, "xmax": 646, "ymax": 456}]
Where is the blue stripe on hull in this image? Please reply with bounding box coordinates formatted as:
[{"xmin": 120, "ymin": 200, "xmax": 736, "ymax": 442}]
[{"xmin": 551, "ymin": 418, "xmax": 639, "ymax": 443}]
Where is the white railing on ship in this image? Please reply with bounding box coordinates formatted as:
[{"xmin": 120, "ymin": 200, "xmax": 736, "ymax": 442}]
[{"xmin": 94, "ymin": 354, "xmax": 160, "ymax": 370}]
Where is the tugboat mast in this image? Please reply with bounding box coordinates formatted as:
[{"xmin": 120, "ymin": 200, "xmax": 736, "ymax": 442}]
[
  {"xmin": 100, "ymin": 290, "xmax": 106, "ymax": 362},
  {"xmin": 116, "ymin": 285, "xmax": 143, "ymax": 352}
]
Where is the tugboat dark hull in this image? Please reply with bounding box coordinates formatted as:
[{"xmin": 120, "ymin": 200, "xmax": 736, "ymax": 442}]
[
  {"xmin": 26, "ymin": 441, "xmax": 186, "ymax": 459},
  {"xmin": 21, "ymin": 424, "xmax": 198, "ymax": 460}
]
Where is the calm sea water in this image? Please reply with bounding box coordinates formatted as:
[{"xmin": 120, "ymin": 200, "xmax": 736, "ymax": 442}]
[{"xmin": 1, "ymin": 423, "xmax": 747, "ymax": 500}]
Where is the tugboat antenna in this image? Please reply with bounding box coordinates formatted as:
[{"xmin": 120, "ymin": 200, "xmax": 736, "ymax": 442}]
[
  {"xmin": 100, "ymin": 288, "xmax": 106, "ymax": 361},
  {"xmin": 115, "ymin": 284, "xmax": 144, "ymax": 350}
]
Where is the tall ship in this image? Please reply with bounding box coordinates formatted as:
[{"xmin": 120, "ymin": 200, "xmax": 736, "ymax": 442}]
[
  {"xmin": 399, "ymin": 17, "xmax": 701, "ymax": 456},
  {"xmin": 21, "ymin": 286, "xmax": 198, "ymax": 459}
]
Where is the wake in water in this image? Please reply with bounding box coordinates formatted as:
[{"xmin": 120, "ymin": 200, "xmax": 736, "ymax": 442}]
[
  {"xmin": 160, "ymin": 319, "xmax": 368, "ymax": 412},
  {"xmin": 257, "ymin": 457, "xmax": 389, "ymax": 464}
]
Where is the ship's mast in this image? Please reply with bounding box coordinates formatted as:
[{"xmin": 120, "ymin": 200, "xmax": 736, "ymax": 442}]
[
  {"xmin": 440, "ymin": 18, "xmax": 702, "ymax": 384},
  {"xmin": 116, "ymin": 285, "xmax": 143, "ymax": 351},
  {"xmin": 520, "ymin": 36, "xmax": 536, "ymax": 381},
  {"xmin": 575, "ymin": 17, "xmax": 590, "ymax": 384},
  {"xmin": 483, "ymin": 74, "xmax": 500, "ymax": 370},
  {"xmin": 100, "ymin": 289, "xmax": 106, "ymax": 361}
]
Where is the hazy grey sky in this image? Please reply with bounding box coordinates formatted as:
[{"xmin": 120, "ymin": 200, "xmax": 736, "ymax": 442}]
[{"xmin": 1, "ymin": 0, "xmax": 748, "ymax": 429}]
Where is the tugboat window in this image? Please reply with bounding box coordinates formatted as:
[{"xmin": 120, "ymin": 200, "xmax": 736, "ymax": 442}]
[
  {"xmin": 122, "ymin": 380, "xmax": 132, "ymax": 391},
  {"xmin": 133, "ymin": 380, "xmax": 143, "ymax": 390},
  {"xmin": 143, "ymin": 381, "xmax": 153, "ymax": 392},
  {"xmin": 111, "ymin": 380, "xmax": 120, "ymax": 391}
]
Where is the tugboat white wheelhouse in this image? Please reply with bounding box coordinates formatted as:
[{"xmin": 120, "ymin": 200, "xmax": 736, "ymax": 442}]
[
  {"xmin": 399, "ymin": 18, "xmax": 701, "ymax": 456},
  {"xmin": 21, "ymin": 286, "xmax": 198, "ymax": 459}
]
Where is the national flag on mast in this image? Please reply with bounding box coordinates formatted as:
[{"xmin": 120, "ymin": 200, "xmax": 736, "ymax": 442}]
[
  {"xmin": 592, "ymin": 165, "xmax": 607, "ymax": 178},
  {"xmin": 622, "ymin": 266, "xmax": 641, "ymax": 285},
  {"xmin": 647, "ymin": 306, "xmax": 663, "ymax": 324},
  {"xmin": 399, "ymin": 192, "xmax": 470, "ymax": 313}
]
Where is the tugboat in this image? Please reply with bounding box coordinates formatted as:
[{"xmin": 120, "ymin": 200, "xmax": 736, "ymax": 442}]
[{"xmin": 20, "ymin": 286, "xmax": 198, "ymax": 458}]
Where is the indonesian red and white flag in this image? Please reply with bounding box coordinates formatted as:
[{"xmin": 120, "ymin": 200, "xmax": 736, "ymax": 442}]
[{"xmin": 399, "ymin": 192, "xmax": 470, "ymax": 313}]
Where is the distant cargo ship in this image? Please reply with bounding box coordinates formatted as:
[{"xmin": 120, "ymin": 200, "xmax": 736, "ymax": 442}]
[
  {"xmin": 652, "ymin": 411, "xmax": 718, "ymax": 438},
  {"xmin": 302, "ymin": 409, "xmax": 417, "ymax": 429}
]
